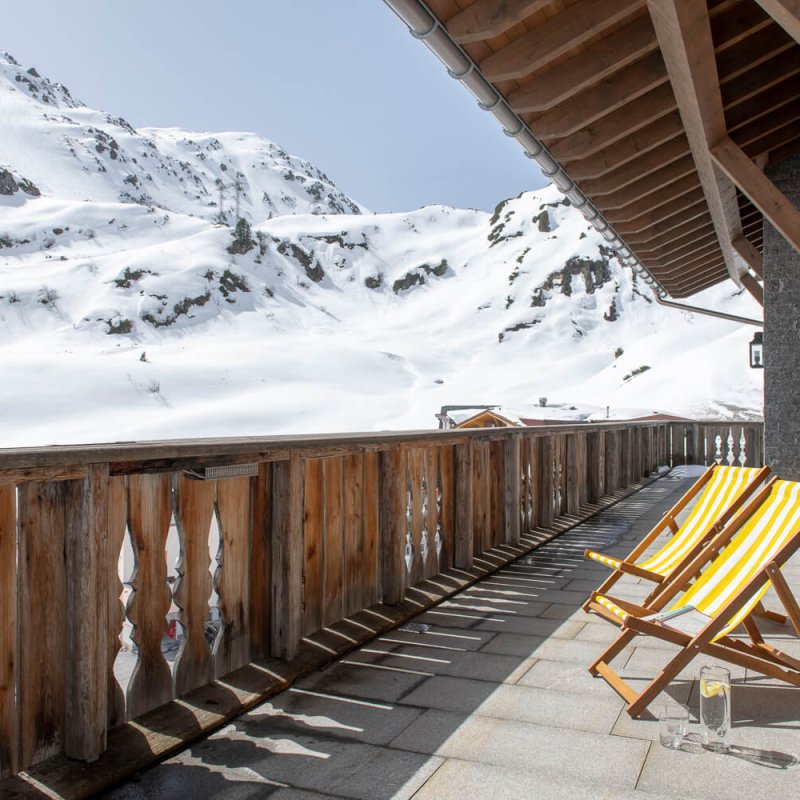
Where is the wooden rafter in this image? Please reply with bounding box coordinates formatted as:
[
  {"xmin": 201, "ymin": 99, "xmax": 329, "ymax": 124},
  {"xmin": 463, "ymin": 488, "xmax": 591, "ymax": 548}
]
[
  {"xmin": 711, "ymin": 135, "xmax": 800, "ymax": 254},
  {"xmin": 480, "ymin": 0, "xmax": 641, "ymax": 82},
  {"xmin": 446, "ymin": 0, "xmax": 552, "ymax": 43},
  {"xmin": 507, "ymin": 15, "xmax": 657, "ymax": 113},
  {"xmin": 647, "ymin": 0, "xmax": 745, "ymax": 286},
  {"xmin": 755, "ymin": 0, "xmax": 800, "ymax": 44}
]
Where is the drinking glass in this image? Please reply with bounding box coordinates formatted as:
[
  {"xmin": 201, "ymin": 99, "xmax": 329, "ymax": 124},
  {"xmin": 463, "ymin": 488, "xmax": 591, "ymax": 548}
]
[
  {"xmin": 699, "ymin": 665, "xmax": 731, "ymax": 751},
  {"xmin": 659, "ymin": 701, "xmax": 689, "ymax": 749}
]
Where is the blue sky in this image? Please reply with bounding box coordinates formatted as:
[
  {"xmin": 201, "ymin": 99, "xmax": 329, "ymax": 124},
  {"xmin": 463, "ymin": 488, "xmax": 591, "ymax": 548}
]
[{"xmin": 3, "ymin": 0, "xmax": 547, "ymax": 212}]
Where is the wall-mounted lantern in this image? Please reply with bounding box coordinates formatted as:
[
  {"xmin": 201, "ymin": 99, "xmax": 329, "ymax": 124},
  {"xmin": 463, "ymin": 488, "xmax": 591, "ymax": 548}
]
[{"xmin": 749, "ymin": 332, "xmax": 764, "ymax": 369}]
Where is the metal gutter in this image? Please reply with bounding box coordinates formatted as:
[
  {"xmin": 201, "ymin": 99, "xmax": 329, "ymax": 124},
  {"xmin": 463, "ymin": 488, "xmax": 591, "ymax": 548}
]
[{"xmin": 383, "ymin": 0, "xmax": 764, "ymax": 327}]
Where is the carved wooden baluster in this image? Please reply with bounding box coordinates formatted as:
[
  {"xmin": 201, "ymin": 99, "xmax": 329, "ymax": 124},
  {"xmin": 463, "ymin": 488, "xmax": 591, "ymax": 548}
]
[
  {"xmin": 739, "ymin": 429, "xmax": 748, "ymax": 466},
  {"xmin": 107, "ymin": 477, "xmax": 128, "ymax": 728},
  {"xmin": 726, "ymin": 429, "xmax": 735, "ymax": 465},
  {"xmin": 126, "ymin": 473, "xmax": 173, "ymax": 720},
  {"xmin": 434, "ymin": 454, "xmax": 444, "ymax": 569},
  {"xmin": 323, "ymin": 457, "xmax": 344, "ymax": 627},
  {"xmin": 0, "ymin": 484, "xmax": 17, "ymax": 778},
  {"xmin": 173, "ymin": 474, "xmax": 214, "ymax": 696},
  {"xmin": 404, "ymin": 475, "xmax": 414, "ymax": 577},
  {"xmin": 420, "ymin": 460, "xmax": 430, "ymax": 569},
  {"xmin": 213, "ymin": 477, "xmax": 252, "ymax": 678},
  {"xmin": 714, "ymin": 433, "xmax": 723, "ymax": 464}
]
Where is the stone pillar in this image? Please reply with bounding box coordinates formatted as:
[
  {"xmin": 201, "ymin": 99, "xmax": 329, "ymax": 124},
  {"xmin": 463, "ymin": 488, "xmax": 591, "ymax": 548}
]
[{"xmin": 763, "ymin": 154, "xmax": 800, "ymax": 480}]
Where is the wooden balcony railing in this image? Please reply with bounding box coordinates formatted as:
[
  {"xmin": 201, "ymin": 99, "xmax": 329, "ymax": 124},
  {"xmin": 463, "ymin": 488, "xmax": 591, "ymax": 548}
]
[{"xmin": 0, "ymin": 420, "xmax": 763, "ymax": 792}]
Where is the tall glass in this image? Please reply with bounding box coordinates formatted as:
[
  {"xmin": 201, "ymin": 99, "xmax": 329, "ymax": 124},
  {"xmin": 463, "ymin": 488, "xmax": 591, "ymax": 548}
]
[{"xmin": 699, "ymin": 665, "xmax": 731, "ymax": 751}]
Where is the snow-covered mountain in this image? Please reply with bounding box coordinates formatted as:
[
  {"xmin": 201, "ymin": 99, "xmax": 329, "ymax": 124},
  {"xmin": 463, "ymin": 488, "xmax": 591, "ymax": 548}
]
[{"xmin": 0, "ymin": 51, "xmax": 763, "ymax": 447}]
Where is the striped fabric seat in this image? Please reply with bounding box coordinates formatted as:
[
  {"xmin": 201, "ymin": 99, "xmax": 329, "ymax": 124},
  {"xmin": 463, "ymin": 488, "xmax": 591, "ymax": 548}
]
[
  {"xmin": 588, "ymin": 477, "xmax": 800, "ymax": 717},
  {"xmin": 586, "ymin": 465, "xmax": 762, "ymax": 578}
]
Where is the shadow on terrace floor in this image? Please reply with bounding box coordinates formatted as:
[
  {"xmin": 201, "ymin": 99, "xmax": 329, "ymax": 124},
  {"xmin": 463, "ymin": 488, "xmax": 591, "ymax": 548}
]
[{"xmin": 99, "ymin": 469, "xmax": 800, "ymax": 800}]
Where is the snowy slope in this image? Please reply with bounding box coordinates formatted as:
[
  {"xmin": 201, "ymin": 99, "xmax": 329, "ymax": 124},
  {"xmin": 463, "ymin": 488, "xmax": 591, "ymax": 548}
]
[{"xmin": 0, "ymin": 51, "xmax": 763, "ymax": 447}]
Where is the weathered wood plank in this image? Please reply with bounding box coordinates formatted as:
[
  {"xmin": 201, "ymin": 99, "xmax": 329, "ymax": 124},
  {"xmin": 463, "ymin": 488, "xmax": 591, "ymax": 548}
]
[
  {"xmin": 588, "ymin": 431, "xmax": 605, "ymax": 502},
  {"xmin": 447, "ymin": 0, "xmax": 551, "ymax": 42},
  {"xmin": 473, "ymin": 441, "xmax": 491, "ymax": 553},
  {"xmin": 18, "ymin": 481, "xmax": 68, "ymax": 769},
  {"xmin": 173, "ymin": 475, "xmax": 214, "ymax": 699},
  {"xmin": 361, "ymin": 452, "xmax": 380, "ymax": 608},
  {"xmin": 0, "ymin": 484, "xmax": 18, "ymax": 778},
  {"xmin": 504, "ymin": 434, "xmax": 522, "ymax": 545},
  {"xmin": 271, "ymin": 454, "xmax": 304, "ymax": 660},
  {"xmin": 490, "ymin": 441, "xmax": 504, "ymax": 549},
  {"xmin": 438, "ymin": 446, "xmax": 455, "ymax": 571},
  {"xmin": 539, "ymin": 436, "xmax": 555, "ymax": 529},
  {"xmin": 605, "ymin": 431, "xmax": 619, "ymax": 494},
  {"xmin": 301, "ymin": 459, "xmax": 324, "ymax": 636},
  {"xmin": 323, "ymin": 457, "xmax": 344, "ymax": 625},
  {"xmin": 343, "ymin": 453, "xmax": 364, "ymax": 615},
  {"xmin": 566, "ymin": 434, "xmax": 580, "ymax": 515},
  {"xmin": 454, "ymin": 442, "xmax": 474, "ymax": 568},
  {"xmin": 65, "ymin": 465, "xmax": 110, "ymax": 761},
  {"xmin": 126, "ymin": 473, "xmax": 173, "ymax": 721},
  {"xmin": 213, "ymin": 477, "xmax": 252, "ymax": 677},
  {"xmin": 423, "ymin": 448, "xmax": 441, "ymax": 579},
  {"xmin": 407, "ymin": 449, "xmax": 424, "ymax": 586},
  {"xmin": 0, "ymin": 465, "xmax": 88, "ymax": 487},
  {"xmin": 379, "ymin": 448, "xmax": 407, "ymax": 605},
  {"xmin": 249, "ymin": 463, "xmax": 271, "ymax": 661}
]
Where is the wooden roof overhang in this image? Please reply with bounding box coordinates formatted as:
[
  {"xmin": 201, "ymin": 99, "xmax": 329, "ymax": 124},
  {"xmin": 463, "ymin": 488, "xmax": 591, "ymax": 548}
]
[{"xmin": 385, "ymin": 0, "xmax": 800, "ymax": 301}]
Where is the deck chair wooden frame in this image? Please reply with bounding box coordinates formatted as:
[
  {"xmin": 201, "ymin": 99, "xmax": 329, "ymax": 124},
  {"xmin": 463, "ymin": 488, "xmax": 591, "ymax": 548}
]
[
  {"xmin": 585, "ymin": 478, "xmax": 800, "ymax": 717},
  {"xmin": 582, "ymin": 465, "xmax": 772, "ymax": 613}
]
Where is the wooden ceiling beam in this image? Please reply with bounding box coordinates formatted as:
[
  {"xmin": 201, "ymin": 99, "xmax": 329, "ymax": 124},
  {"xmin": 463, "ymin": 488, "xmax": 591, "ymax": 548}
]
[
  {"xmin": 650, "ymin": 261, "xmax": 727, "ymax": 291},
  {"xmin": 524, "ymin": 51, "xmax": 668, "ymax": 139},
  {"xmin": 725, "ymin": 74, "xmax": 800, "ymax": 132},
  {"xmin": 755, "ymin": 0, "xmax": 800, "ymax": 44},
  {"xmin": 625, "ymin": 218, "xmax": 714, "ymax": 253},
  {"xmin": 563, "ymin": 111, "xmax": 684, "ymax": 172},
  {"xmin": 732, "ymin": 104, "xmax": 800, "ymax": 150},
  {"xmin": 742, "ymin": 120, "xmax": 800, "ymax": 160},
  {"xmin": 647, "ymin": 0, "xmax": 743, "ymax": 285},
  {"xmin": 720, "ymin": 47, "xmax": 800, "ymax": 109},
  {"xmin": 716, "ymin": 25, "xmax": 795, "ymax": 82},
  {"xmin": 604, "ymin": 175, "xmax": 701, "ymax": 223},
  {"xmin": 547, "ymin": 83, "xmax": 676, "ymax": 161},
  {"xmin": 507, "ymin": 15, "xmax": 657, "ymax": 113},
  {"xmin": 446, "ymin": 0, "xmax": 552, "ymax": 44},
  {"xmin": 740, "ymin": 271, "xmax": 765, "ymax": 306},
  {"xmin": 596, "ymin": 154, "xmax": 696, "ymax": 209},
  {"xmin": 733, "ymin": 234, "xmax": 764, "ymax": 277},
  {"xmin": 481, "ymin": 0, "xmax": 641, "ymax": 82},
  {"xmin": 577, "ymin": 134, "xmax": 689, "ymax": 195},
  {"xmin": 612, "ymin": 192, "xmax": 708, "ymax": 235},
  {"xmin": 711, "ymin": 1, "xmax": 773, "ymax": 52},
  {"xmin": 711, "ymin": 135, "xmax": 800, "ymax": 254},
  {"xmin": 647, "ymin": 239, "xmax": 722, "ymax": 271},
  {"xmin": 632, "ymin": 222, "xmax": 717, "ymax": 257}
]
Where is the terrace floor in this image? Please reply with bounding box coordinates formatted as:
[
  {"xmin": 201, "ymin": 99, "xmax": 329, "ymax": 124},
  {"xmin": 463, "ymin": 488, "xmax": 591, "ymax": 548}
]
[{"xmin": 101, "ymin": 468, "xmax": 800, "ymax": 800}]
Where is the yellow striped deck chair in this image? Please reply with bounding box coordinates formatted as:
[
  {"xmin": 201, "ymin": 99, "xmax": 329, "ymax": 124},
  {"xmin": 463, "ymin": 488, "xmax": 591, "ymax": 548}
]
[
  {"xmin": 586, "ymin": 478, "xmax": 800, "ymax": 717},
  {"xmin": 582, "ymin": 465, "xmax": 771, "ymax": 611}
]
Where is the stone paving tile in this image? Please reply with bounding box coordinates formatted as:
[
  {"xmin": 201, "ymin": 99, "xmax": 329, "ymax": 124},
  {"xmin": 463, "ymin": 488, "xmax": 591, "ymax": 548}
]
[
  {"xmin": 293, "ymin": 660, "xmax": 429, "ymax": 703},
  {"xmin": 389, "ymin": 709, "xmax": 651, "ymax": 789},
  {"xmin": 399, "ymin": 674, "xmax": 623, "ymax": 734},
  {"xmin": 410, "ymin": 758, "xmax": 683, "ymax": 800}
]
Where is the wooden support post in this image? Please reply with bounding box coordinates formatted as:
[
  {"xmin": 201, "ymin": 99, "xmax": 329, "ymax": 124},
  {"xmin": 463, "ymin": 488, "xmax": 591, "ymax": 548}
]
[
  {"xmin": 588, "ymin": 431, "xmax": 605, "ymax": 503},
  {"xmin": 605, "ymin": 431, "xmax": 619, "ymax": 494},
  {"xmin": 539, "ymin": 436, "xmax": 555, "ymax": 529},
  {"xmin": 271, "ymin": 454, "xmax": 304, "ymax": 660},
  {"xmin": 379, "ymin": 447, "xmax": 408, "ymax": 605},
  {"xmin": 65, "ymin": 465, "xmax": 110, "ymax": 762},
  {"xmin": 249, "ymin": 464, "xmax": 271, "ymax": 661},
  {"xmin": 566, "ymin": 434, "xmax": 580, "ymax": 515},
  {"xmin": 504, "ymin": 434, "xmax": 522, "ymax": 544},
  {"xmin": 686, "ymin": 423, "xmax": 701, "ymax": 464},
  {"xmin": 454, "ymin": 442, "xmax": 474, "ymax": 568},
  {"xmin": 671, "ymin": 423, "xmax": 686, "ymax": 466},
  {"xmin": 0, "ymin": 484, "xmax": 17, "ymax": 778}
]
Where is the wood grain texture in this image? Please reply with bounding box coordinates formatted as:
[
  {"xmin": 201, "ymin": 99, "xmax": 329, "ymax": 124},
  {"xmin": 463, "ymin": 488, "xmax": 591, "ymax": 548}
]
[
  {"xmin": 172, "ymin": 475, "xmax": 214, "ymax": 697},
  {"xmin": 65, "ymin": 465, "xmax": 110, "ymax": 761},
  {"xmin": 106, "ymin": 477, "xmax": 127, "ymax": 729},
  {"xmin": 343, "ymin": 453, "xmax": 364, "ymax": 615},
  {"xmin": 270, "ymin": 454, "xmax": 304, "ymax": 660},
  {"xmin": 378, "ymin": 448, "xmax": 407, "ymax": 605},
  {"xmin": 0, "ymin": 484, "xmax": 17, "ymax": 778},
  {"xmin": 407, "ymin": 449, "xmax": 424, "ymax": 586},
  {"xmin": 302, "ymin": 459, "xmax": 324, "ymax": 636},
  {"xmin": 126, "ymin": 473, "xmax": 173, "ymax": 721},
  {"xmin": 323, "ymin": 457, "xmax": 344, "ymax": 626},
  {"xmin": 454, "ymin": 442, "xmax": 474, "ymax": 569},
  {"xmin": 423, "ymin": 448, "xmax": 441, "ymax": 579},
  {"xmin": 361, "ymin": 452, "xmax": 380, "ymax": 608},
  {"xmin": 249, "ymin": 463, "xmax": 271, "ymax": 660},
  {"xmin": 214, "ymin": 477, "xmax": 252, "ymax": 678},
  {"xmin": 17, "ymin": 481, "xmax": 68, "ymax": 769},
  {"xmin": 503, "ymin": 434, "xmax": 522, "ymax": 545},
  {"xmin": 539, "ymin": 436, "xmax": 555, "ymax": 529},
  {"xmin": 438, "ymin": 446, "xmax": 455, "ymax": 571}
]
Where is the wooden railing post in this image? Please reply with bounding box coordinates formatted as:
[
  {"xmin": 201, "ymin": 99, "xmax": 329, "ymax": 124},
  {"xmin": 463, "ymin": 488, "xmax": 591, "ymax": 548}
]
[
  {"xmin": 249, "ymin": 464, "xmax": 271, "ymax": 661},
  {"xmin": 588, "ymin": 431, "xmax": 605, "ymax": 503},
  {"xmin": 605, "ymin": 430, "xmax": 618, "ymax": 494},
  {"xmin": 271, "ymin": 453, "xmax": 304, "ymax": 660},
  {"xmin": 379, "ymin": 447, "xmax": 407, "ymax": 605},
  {"xmin": 566, "ymin": 433, "xmax": 580, "ymax": 516},
  {"xmin": 454, "ymin": 442, "xmax": 473, "ymax": 568},
  {"xmin": 65, "ymin": 464, "xmax": 110, "ymax": 762},
  {"xmin": 539, "ymin": 435, "xmax": 554, "ymax": 529},
  {"xmin": 0, "ymin": 484, "xmax": 17, "ymax": 778},
  {"xmin": 504, "ymin": 433, "xmax": 522, "ymax": 544}
]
